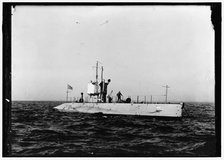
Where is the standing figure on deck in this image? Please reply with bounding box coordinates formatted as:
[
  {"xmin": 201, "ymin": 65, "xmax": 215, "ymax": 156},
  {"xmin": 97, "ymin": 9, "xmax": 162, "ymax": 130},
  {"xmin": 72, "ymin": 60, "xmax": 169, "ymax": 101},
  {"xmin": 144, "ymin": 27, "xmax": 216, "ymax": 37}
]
[
  {"xmin": 117, "ymin": 91, "xmax": 123, "ymax": 102},
  {"xmin": 99, "ymin": 79, "xmax": 111, "ymax": 102},
  {"xmin": 107, "ymin": 90, "xmax": 113, "ymax": 103},
  {"xmin": 79, "ymin": 92, "xmax": 84, "ymax": 103}
]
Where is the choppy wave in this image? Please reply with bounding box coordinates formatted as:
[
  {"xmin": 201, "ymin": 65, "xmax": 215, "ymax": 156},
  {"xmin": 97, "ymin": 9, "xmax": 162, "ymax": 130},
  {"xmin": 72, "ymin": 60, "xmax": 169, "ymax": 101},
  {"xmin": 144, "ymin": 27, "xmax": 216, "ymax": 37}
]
[{"xmin": 11, "ymin": 101, "xmax": 216, "ymax": 157}]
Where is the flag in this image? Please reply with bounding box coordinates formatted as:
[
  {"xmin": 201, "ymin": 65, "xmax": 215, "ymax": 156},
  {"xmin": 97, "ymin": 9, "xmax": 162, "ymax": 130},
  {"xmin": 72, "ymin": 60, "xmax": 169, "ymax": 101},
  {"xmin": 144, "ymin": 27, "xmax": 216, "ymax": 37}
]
[{"xmin": 67, "ymin": 84, "xmax": 73, "ymax": 90}]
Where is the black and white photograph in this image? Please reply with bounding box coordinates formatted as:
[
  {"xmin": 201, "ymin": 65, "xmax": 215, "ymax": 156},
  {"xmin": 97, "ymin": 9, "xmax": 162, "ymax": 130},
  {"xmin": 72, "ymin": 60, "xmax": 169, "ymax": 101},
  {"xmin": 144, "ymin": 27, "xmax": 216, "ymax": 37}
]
[{"xmin": 3, "ymin": 2, "xmax": 221, "ymax": 157}]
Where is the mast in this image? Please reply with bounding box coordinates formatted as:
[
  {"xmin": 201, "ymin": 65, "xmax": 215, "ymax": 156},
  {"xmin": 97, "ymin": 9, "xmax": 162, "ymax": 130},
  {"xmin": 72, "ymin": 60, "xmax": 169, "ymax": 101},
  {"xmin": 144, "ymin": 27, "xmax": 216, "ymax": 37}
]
[
  {"xmin": 96, "ymin": 61, "xmax": 99, "ymax": 100},
  {"xmin": 162, "ymin": 85, "xmax": 170, "ymax": 103},
  {"xmin": 92, "ymin": 61, "xmax": 103, "ymax": 101},
  {"xmin": 96, "ymin": 61, "xmax": 98, "ymax": 88},
  {"xmin": 100, "ymin": 66, "xmax": 104, "ymax": 101}
]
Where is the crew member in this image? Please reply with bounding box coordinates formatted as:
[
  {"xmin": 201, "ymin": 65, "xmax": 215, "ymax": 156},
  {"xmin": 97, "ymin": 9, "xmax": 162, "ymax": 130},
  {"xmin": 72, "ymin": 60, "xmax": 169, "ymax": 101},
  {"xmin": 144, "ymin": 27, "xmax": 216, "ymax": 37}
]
[
  {"xmin": 99, "ymin": 79, "xmax": 111, "ymax": 102},
  {"xmin": 107, "ymin": 95, "xmax": 113, "ymax": 103},
  {"xmin": 117, "ymin": 91, "xmax": 123, "ymax": 102},
  {"xmin": 107, "ymin": 90, "xmax": 113, "ymax": 103},
  {"xmin": 79, "ymin": 92, "xmax": 84, "ymax": 103}
]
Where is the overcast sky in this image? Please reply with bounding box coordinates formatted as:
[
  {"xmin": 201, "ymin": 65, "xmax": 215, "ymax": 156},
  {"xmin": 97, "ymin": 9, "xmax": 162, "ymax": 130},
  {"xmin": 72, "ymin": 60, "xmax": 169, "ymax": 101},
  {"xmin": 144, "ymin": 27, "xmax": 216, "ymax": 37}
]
[{"xmin": 12, "ymin": 5, "xmax": 214, "ymax": 102}]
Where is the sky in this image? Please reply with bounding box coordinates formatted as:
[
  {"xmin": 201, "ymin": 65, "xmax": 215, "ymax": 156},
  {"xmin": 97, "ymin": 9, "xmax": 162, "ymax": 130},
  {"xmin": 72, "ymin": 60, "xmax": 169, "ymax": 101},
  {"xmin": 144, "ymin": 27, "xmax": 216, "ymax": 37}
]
[{"xmin": 12, "ymin": 5, "xmax": 214, "ymax": 102}]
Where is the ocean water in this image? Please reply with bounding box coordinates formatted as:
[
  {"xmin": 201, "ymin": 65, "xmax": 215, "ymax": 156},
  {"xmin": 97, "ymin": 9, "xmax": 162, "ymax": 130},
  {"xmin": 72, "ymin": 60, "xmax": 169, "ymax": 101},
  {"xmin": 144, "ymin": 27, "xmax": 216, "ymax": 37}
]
[{"xmin": 10, "ymin": 101, "xmax": 216, "ymax": 157}]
